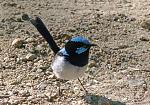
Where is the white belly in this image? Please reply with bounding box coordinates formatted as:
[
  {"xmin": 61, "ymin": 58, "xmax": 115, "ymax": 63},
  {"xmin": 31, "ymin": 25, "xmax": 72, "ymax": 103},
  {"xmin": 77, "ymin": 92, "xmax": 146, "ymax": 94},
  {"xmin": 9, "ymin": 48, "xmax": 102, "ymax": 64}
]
[{"xmin": 51, "ymin": 56, "xmax": 86, "ymax": 80}]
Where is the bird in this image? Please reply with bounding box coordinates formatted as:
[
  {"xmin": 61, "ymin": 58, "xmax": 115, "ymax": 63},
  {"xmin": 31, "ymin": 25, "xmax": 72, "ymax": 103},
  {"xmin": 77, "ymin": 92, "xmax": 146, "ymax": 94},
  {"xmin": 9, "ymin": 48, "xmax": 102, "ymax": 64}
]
[{"xmin": 29, "ymin": 17, "xmax": 96, "ymax": 95}]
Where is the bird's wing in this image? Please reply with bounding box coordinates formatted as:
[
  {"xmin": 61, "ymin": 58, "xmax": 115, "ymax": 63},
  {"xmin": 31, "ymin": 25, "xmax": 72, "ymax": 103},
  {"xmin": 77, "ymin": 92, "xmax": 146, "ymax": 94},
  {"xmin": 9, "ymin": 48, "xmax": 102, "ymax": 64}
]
[{"xmin": 30, "ymin": 17, "xmax": 60, "ymax": 54}]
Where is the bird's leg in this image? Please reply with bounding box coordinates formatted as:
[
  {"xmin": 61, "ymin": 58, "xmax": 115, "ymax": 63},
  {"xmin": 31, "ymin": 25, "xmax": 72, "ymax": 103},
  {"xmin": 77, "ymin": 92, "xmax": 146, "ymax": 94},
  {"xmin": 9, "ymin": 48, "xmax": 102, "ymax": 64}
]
[
  {"xmin": 57, "ymin": 79, "xmax": 63, "ymax": 96},
  {"xmin": 58, "ymin": 80, "xmax": 61, "ymax": 96},
  {"xmin": 78, "ymin": 78, "xmax": 88, "ymax": 94}
]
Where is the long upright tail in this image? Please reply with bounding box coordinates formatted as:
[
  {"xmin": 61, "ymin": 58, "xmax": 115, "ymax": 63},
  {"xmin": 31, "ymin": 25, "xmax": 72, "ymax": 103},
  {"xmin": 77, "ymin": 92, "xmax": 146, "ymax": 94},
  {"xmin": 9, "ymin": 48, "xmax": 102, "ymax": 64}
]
[{"xmin": 30, "ymin": 17, "xmax": 60, "ymax": 54}]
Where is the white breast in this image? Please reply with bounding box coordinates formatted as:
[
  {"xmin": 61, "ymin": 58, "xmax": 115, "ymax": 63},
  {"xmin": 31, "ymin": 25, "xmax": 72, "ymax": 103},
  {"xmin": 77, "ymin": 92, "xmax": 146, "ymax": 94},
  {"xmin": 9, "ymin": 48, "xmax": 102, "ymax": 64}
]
[{"xmin": 51, "ymin": 55, "xmax": 87, "ymax": 80}]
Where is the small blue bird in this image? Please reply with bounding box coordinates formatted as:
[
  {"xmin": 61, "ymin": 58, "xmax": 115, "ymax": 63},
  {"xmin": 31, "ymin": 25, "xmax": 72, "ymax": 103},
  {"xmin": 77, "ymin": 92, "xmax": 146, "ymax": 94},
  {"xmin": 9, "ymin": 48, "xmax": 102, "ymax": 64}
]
[{"xmin": 30, "ymin": 17, "xmax": 96, "ymax": 94}]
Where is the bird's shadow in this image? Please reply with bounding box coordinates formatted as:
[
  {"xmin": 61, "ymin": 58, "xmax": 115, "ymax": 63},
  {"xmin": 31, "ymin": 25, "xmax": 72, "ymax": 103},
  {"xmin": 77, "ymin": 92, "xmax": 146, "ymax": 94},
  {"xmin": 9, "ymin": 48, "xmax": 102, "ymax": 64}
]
[{"xmin": 82, "ymin": 93, "xmax": 126, "ymax": 105}]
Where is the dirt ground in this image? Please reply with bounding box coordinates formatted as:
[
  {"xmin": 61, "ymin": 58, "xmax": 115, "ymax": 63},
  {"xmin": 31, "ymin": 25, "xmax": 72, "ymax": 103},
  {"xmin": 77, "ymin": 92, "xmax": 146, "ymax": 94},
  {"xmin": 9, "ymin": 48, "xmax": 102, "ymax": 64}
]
[{"xmin": 0, "ymin": 0, "xmax": 150, "ymax": 105}]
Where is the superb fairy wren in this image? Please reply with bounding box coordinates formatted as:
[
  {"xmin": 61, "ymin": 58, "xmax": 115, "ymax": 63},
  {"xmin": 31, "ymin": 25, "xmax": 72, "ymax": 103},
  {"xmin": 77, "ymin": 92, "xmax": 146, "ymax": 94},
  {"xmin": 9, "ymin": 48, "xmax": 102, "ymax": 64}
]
[{"xmin": 29, "ymin": 17, "xmax": 96, "ymax": 94}]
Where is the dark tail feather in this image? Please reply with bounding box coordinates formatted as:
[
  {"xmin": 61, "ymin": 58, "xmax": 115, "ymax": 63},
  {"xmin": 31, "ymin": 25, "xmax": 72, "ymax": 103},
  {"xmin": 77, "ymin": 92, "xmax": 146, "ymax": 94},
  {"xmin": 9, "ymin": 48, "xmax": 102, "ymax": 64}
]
[{"xmin": 30, "ymin": 17, "xmax": 60, "ymax": 54}]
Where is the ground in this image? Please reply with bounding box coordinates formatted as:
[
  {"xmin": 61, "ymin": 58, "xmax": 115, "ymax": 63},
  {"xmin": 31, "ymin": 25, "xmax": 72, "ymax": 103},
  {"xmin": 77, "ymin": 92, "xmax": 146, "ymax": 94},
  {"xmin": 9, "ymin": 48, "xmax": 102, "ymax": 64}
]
[{"xmin": 0, "ymin": 0, "xmax": 150, "ymax": 105}]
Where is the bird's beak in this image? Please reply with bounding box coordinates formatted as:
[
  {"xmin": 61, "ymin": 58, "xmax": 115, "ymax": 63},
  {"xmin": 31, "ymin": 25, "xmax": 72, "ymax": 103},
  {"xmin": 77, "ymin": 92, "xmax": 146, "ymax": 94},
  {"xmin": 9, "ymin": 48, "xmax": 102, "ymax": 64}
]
[{"xmin": 90, "ymin": 43, "xmax": 97, "ymax": 46}]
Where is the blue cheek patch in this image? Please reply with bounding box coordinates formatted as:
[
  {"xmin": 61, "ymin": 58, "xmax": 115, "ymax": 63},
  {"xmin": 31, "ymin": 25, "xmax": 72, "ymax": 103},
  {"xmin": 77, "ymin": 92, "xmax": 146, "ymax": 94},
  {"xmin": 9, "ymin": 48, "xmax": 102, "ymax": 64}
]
[
  {"xmin": 59, "ymin": 48, "xmax": 69, "ymax": 56},
  {"xmin": 75, "ymin": 47, "xmax": 88, "ymax": 54}
]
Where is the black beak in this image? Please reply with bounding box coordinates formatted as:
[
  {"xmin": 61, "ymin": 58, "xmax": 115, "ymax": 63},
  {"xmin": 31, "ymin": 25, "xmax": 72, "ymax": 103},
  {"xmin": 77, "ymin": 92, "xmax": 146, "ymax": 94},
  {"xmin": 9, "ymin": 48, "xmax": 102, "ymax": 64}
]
[{"xmin": 90, "ymin": 43, "xmax": 97, "ymax": 46}]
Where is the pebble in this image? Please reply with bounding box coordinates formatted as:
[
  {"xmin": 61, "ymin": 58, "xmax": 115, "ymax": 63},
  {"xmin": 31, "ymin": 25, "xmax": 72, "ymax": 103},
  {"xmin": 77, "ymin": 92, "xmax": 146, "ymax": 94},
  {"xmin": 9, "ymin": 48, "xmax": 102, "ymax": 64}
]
[
  {"xmin": 25, "ymin": 44, "xmax": 36, "ymax": 53},
  {"xmin": 25, "ymin": 53, "xmax": 37, "ymax": 61},
  {"xmin": 44, "ymin": 92, "xmax": 55, "ymax": 102},
  {"xmin": 10, "ymin": 79, "xmax": 21, "ymax": 85},
  {"xmin": 36, "ymin": 45, "xmax": 44, "ymax": 51},
  {"xmin": 16, "ymin": 17, "xmax": 23, "ymax": 22},
  {"xmin": 12, "ymin": 38, "xmax": 24, "ymax": 48},
  {"xmin": 26, "ymin": 82, "xmax": 32, "ymax": 87},
  {"xmin": 141, "ymin": 19, "xmax": 150, "ymax": 30},
  {"xmin": 27, "ymin": 96, "xmax": 35, "ymax": 101},
  {"xmin": 0, "ymin": 94, "xmax": 10, "ymax": 98},
  {"xmin": 87, "ymin": 67, "xmax": 98, "ymax": 76},
  {"xmin": 48, "ymin": 74, "xmax": 56, "ymax": 79},
  {"xmin": 37, "ymin": 93, "xmax": 46, "ymax": 98},
  {"xmin": 34, "ymin": 60, "xmax": 49, "ymax": 70},
  {"xmin": 46, "ymin": 92, "xmax": 58, "ymax": 102},
  {"xmin": 45, "ymin": 70, "xmax": 52, "ymax": 75},
  {"xmin": 8, "ymin": 96, "xmax": 26, "ymax": 104},
  {"xmin": 36, "ymin": 69, "xmax": 43, "ymax": 73},
  {"xmin": 71, "ymin": 100, "xmax": 83, "ymax": 105},
  {"xmin": 88, "ymin": 60, "xmax": 97, "ymax": 68},
  {"xmin": 139, "ymin": 35, "xmax": 149, "ymax": 41},
  {"xmin": 19, "ymin": 90, "xmax": 30, "ymax": 97},
  {"xmin": 26, "ymin": 38, "xmax": 36, "ymax": 43},
  {"xmin": 128, "ymin": 79, "xmax": 145, "ymax": 88},
  {"xmin": 67, "ymin": 27, "xmax": 76, "ymax": 32},
  {"xmin": 7, "ymin": 91, "xmax": 14, "ymax": 96},
  {"xmin": 36, "ymin": 83, "xmax": 47, "ymax": 90}
]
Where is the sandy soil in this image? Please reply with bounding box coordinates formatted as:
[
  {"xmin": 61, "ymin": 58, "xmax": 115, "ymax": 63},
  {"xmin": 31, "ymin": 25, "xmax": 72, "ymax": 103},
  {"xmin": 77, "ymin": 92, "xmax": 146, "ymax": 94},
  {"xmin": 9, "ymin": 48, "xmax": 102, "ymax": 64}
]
[{"xmin": 0, "ymin": 0, "xmax": 150, "ymax": 105}]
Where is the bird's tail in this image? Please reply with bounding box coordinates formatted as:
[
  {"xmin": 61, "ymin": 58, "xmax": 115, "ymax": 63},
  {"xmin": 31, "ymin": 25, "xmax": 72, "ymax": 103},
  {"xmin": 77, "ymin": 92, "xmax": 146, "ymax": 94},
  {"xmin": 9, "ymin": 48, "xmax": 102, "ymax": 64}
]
[{"xmin": 30, "ymin": 17, "xmax": 60, "ymax": 54}]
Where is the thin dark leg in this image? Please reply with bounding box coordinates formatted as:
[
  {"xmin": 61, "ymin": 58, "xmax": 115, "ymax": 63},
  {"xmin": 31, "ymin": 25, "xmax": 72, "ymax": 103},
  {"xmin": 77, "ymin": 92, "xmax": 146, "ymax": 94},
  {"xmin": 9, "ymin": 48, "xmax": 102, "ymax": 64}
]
[
  {"xmin": 57, "ymin": 79, "xmax": 68, "ymax": 96},
  {"xmin": 78, "ymin": 78, "xmax": 88, "ymax": 94},
  {"xmin": 57, "ymin": 79, "xmax": 62, "ymax": 96}
]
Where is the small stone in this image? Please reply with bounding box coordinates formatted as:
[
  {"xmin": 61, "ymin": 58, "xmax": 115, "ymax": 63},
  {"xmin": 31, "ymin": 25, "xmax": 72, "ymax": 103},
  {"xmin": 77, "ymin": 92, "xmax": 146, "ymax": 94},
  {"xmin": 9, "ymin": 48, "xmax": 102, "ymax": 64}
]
[
  {"xmin": 45, "ymin": 70, "xmax": 52, "ymax": 75},
  {"xmin": 25, "ymin": 44, "xmax": 36, "ymax": 53},
  {"xmin": 118, "ymin": 44, "xmax": 129, "ymax": 49},
  {"xmin": 26, "ymin": 38, "xmax": 36, "ymax": 43},
  {"xmin": 128, "ymin": 79, "xmax": 145, "ymax": 88},
  {"xmin": 139, "ymin": 36, "xmax": 149, "ymax": 41},
  {"xmin": 27, "ymin": 96, "xmax": 34, "ymax": 101},
  {"xmin": 48, "ymin": 74, "xmax": 56, "ymax": 79},
  {"xmin": 3, "ymin": 57, "xmax": 9, "ymax": 61},
  {"xmin": 36, "ymin": 69, "xmax": 43, "ymax": 73},
  {"xmin": 47, "ymin": 92, "xmax": 58, "ymax": 102},
  {"xmin": 71, "ymin": 100, "xmax": 84, "ymax": 105},
  {"xmin": 12, "ymin": 90, "xmax": 19, "ymax": 95},
  {"xmin": 16, "ymin": 17, "xmax": 23, "ymax": 22},
  {"xmin": 26, "ymin": 82, "xmax": 32, "ymax": 87},
  {"xmin": 16, "ymin": 57, "xmax": 27, "ymax": 63},
  {"xmin": 26, "ymin": 53, "xmax": 36, "ymax": 61},
  {"xmin": 37, "ymin": 83, "xmax": 47, "ymax": 90},
  {"xmin": 37, "ymin": 93, "xmax": 46, "ymax": 98},
  {"xmin": 12, "ymin": 38, "xmax": 24, "ymax": 48},
  {"xmin": 88, "ymin": 60, "xmax": 97, "ymax": 68},
  {"xmin": 19, "ymin": 90, "xmax": 30, "ymax": 97},
  {"xmin": 34, "ymin": 60, "xmax": 49, "ymax": 70},
  {"xmin": 10, "ymin": 79, "xmax": 21, "ymax": 85},
  {"xmin": 44, "ymin": 92, "xmax": 53, "ymax": 101},
  {"xmin": 73, "ymin": 87, "xmax": 80, "ymax": 92},
  {"xmin": 0, "ymin": 94, "xmax": 10, "ymax": 98},
  {"xmin": 67, "ymin": 27, "xmax": 76, "ymax": 32},
  {"xmin": 7, "ymin": 91, "xmax": 14, "ymax": 96},
  {"xmin": 36, "ymin": 45, "xmax": 43, "ymax": 51},
  {"xmin": 8, "ymin": 96, "xmax": 26, "ymax": 104},
  {"xmin": 141, "ymin": 20, "xmax": 150, "ymax": 30}
]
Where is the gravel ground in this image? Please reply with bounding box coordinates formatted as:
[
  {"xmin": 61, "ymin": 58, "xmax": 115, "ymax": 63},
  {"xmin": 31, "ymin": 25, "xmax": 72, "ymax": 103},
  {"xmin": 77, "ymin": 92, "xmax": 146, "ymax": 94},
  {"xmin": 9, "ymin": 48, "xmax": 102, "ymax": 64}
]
[{"xmin": 0, "ymin": 0, "xmax": 150, "ymax": 105}]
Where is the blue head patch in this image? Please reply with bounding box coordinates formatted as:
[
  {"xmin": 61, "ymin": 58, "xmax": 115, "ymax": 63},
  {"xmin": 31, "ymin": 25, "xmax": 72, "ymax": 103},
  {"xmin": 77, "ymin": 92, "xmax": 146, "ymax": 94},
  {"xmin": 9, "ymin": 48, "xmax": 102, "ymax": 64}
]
[
  {"xmin": 70, "ymin": 36, "xmax": 91, "ymax": 45},
  {"xmin": 75, "ymin": 47, "xmax": 88, "ymax": 54}
]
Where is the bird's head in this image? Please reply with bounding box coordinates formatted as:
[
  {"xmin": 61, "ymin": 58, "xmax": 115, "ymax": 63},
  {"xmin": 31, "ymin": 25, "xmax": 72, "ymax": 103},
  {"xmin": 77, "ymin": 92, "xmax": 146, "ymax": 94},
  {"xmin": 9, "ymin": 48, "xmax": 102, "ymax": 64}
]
[{"xmin": 65, "ymin": 36, "xmax": 96, "ymax": 55}]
